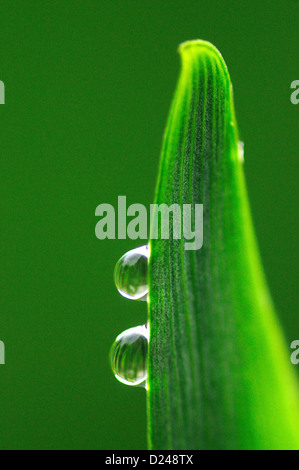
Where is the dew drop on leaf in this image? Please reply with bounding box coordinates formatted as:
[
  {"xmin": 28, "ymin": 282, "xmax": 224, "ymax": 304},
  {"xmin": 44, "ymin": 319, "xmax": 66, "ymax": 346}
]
[
  {"xmin": 114, "ymin": 246, "xmax": 149, "ymax": 300},
  {"xmin": 238, "ymin": 141, "xmax": 244, "ymax": 163},
  {"xmin": 110, "ymin": 325, "xmax": 148, "ymax": 387}
]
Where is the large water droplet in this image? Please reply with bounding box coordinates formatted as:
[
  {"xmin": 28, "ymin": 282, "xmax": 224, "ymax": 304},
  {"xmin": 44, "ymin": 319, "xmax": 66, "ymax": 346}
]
[
  {"xmin": 238, "ymin": 141, "xmax": 244, "ymax": 163},
  {"xmin": 110, "ymin": 325, "xmax": 148, "ymax": 387},
  {"xmin": 114, "ymin": 246, "xmax": 149, "ymax": 300}
]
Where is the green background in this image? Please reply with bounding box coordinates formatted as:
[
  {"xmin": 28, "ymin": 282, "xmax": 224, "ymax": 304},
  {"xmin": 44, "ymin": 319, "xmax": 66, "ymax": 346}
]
[{"xmin": 0, "ymin": 0, "xmax": 298, "ymax": 450}]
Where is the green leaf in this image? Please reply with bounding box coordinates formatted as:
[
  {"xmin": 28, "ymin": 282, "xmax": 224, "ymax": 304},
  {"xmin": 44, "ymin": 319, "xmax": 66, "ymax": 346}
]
[{"xmin": 147, "ymin": 40, "xmax": 299, "ymax": 450}]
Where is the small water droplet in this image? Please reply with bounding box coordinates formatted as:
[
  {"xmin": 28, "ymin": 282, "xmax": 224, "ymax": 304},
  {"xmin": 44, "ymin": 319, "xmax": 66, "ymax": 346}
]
[
  {"xmin": 110, "ymin": 325, "xmax": 148, "ymax": 387},
  {"xmin": 238, "ymin": 141, "xmax": 244, "ymax": 163},
  {"xmin": 114, "ymin": 246, "xmax": 149, "ymax": 300}
]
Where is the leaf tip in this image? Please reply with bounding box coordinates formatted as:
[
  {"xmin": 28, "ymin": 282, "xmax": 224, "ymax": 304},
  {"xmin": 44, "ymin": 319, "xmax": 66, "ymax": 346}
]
[
  {"xmin": 178, "ymin": 39, "xmax": 221, "ymax": 57},
  {"xmin": 178, "ymin": 39, "xmax": 229, "ymax": 76}
]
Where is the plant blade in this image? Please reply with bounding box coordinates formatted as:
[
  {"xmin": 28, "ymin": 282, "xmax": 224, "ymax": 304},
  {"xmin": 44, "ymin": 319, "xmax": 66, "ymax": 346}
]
[{"xmin": 147, "ymin": 40, "xmax": 299, "ymax": 450}]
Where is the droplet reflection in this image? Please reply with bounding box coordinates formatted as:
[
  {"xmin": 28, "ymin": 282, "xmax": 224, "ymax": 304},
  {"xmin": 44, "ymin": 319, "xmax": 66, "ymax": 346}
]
[
  {"xmin": 114, "ymin": 246, "xmax": 149, "ymax": 300},
  {"xmin": 110, "ymin": 325, "xmax": 148, "ymax": 387}
]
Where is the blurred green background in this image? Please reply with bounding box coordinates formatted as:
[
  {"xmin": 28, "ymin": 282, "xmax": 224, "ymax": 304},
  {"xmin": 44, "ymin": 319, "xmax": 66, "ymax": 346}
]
[{"xmin": 0, "ymin": 0, "xmax": 298, "ymax": 450}]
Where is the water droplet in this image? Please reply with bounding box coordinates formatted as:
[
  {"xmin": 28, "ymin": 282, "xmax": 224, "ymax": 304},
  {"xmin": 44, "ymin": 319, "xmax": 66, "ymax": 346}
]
[
  {"xmin": 238, "ymin": 141, "xmax": 244, "ymax": 163},
  {"xmin": 114, "ymin": 246, "xmax": 149, "ymax": 300},
  {"xmin": 110, "ymin": 325, "xmax": 148, "ymax": 387}
]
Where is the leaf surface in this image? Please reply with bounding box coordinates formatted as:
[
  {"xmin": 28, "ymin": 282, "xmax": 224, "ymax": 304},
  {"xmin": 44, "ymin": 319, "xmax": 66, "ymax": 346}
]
[{"xmin": 147, "ymin": 40, "xmax": 299, "ymax": 450}]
